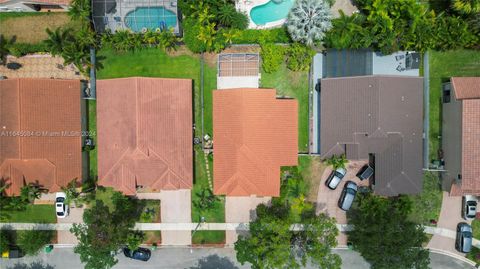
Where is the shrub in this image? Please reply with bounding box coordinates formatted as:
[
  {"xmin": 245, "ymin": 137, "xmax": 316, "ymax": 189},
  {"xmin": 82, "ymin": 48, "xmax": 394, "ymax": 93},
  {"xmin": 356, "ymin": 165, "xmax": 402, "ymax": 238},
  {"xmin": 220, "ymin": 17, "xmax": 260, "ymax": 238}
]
[
  {"xmin": 433, "ymin": 15, "xmax": 479, "ymax": 50},
  {"xmin": 231, "ymin": 27, "xmax": 291, "ymax": 44},
  {"xmin": 260, "ymin": 43, "xmax": 285, "ymax": 73},
  {"xmin": 183, "ymin": 18, "xmax": 207, "ymax": 53},
  {"xmin": 285, "ymin": 43, "xmax": 315, "ymax": 71},
  {"xmin": 8, "ymin": 42, "xmax": 49, "ymax": 57},
  {"xmin": 17, "ymin": 230, "xmax": 54, "ymax": 256}
]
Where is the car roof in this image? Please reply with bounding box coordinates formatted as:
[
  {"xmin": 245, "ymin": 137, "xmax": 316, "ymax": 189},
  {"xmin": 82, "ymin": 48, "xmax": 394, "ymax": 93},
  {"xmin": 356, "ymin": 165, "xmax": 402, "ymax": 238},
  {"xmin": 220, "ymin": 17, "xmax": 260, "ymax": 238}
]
[
  {"xmin": 341, "ymin": 192, "xmax": 355, "ymax": 210},
  {"xmin": 346, "ymin": 181, "xmax": 358, "ymax": 190}
]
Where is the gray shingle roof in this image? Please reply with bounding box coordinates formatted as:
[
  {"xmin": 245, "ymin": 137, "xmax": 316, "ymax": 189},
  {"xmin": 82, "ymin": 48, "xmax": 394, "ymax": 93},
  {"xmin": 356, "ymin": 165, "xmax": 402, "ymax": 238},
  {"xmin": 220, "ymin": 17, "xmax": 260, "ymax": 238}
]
[{"xmin": 320, "ymin": 75, "xmax": 424, "ymax": 196}]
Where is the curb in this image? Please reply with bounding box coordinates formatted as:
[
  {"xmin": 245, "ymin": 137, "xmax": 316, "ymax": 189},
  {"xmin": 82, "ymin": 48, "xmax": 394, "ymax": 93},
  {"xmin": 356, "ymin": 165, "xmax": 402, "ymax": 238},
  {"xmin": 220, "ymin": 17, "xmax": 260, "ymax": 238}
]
[{"xmin": 428, "ymin": 247, "xmax": 476, "ymax": 267}]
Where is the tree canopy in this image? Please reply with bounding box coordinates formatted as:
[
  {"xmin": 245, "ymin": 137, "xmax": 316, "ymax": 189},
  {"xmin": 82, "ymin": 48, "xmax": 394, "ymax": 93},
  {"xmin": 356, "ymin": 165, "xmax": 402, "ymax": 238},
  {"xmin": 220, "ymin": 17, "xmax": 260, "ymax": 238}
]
[
  {"xmin": 347, "ymin": 193, "xmax": 430, "ymax": 269},
  {"xmin": 71, "ymin": 192, "xmax": 142, "ymax": 269},
  {"xmin": 287, "ymin": 0, "xmax": 333, "ymax": 46}
]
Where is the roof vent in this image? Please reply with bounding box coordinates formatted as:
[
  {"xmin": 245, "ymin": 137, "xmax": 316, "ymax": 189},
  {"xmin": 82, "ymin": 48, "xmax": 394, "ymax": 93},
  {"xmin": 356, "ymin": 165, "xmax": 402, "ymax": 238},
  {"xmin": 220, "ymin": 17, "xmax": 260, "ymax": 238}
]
[{"xmin": 401, "ymin": 96, "xmax": 405, "ymax": 101}]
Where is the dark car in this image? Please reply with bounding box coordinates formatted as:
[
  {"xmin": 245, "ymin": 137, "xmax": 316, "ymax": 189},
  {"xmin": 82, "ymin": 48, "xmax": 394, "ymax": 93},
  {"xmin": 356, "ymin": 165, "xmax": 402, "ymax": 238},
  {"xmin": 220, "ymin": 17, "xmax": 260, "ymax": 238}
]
[
  {"xmin": 356, "ymin": 165, "xmax": 374, "ymax": 181},
  {"xmin": 123, "ymin": 247, "xmax": 151, "ymax": 261},
  {"xmin": 455, "ymin": 222, "xmax": 472, "ymax": 253},
  {"xmin": 338, "ymin": 181, "xmax": 358, "ymax": 211}
]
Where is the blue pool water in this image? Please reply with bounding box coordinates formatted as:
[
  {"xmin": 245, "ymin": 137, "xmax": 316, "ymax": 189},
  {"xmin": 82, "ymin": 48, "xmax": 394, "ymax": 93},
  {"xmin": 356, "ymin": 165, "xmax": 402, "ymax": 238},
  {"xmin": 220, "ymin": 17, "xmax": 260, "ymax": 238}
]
[
  {"xmin": 124, "ymin": 7, "xmax": 177, "ymax": 32},
  {"xmin": 250, "ymin": 0, "xmax": 294, "ymax": 25}
]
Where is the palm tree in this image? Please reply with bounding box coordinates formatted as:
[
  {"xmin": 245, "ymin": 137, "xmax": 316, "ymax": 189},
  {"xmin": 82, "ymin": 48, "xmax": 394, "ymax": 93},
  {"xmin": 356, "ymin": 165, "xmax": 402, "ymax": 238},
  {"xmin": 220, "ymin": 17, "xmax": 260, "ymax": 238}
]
[
  {"xmin": 69, "ymin": 0, "xmax": 91, "ymax": 22},
  {"xmin": 217, "ymin": 4, "xmax": 236, "ymax": 27},
  {"xmin": 20, "ymin": 184, "xmax": 41, "ymax": 204},
  {"xmin": 0, "ymin": 34, "xmax": 15, "ymax": 65},
  {"xmin": 286, "ymin": 0, "xmax": 333, "ymax": 46},
  {"xmin": 324, "ymin": 154, "xmax": 348, "ymax": 170},
  {"xmin": 45, "ymin": 28, "xmax": 71, "ymax": 56},
  {"xmin": 158, "ymin": 28, "xmax": 179, "ymax": 52},
  {"xmin": 194, "ymin": 188, "xmax": 219, "ymax": 212},
  {"xmin": 452, "ymin": 0, "xmax": 480, "ymax": 15}
]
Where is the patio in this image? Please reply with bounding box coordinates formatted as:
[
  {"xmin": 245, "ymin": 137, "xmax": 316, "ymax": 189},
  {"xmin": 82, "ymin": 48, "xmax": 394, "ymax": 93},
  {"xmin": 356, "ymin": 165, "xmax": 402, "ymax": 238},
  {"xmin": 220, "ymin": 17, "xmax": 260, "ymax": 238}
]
[{"xmin": 217, "ymin": 53, "xmax": 260, "ymax": 89}]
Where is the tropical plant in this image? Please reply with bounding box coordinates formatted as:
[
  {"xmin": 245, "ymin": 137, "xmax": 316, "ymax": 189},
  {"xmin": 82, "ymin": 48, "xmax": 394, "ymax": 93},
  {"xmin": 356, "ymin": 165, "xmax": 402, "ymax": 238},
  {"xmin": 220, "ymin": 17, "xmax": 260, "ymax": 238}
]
[
  {"xmin": 69, "ymin": 0, "xmax": 91, "ymax": 22},
  {"xmin": 433, "ymin": 15, "xmax": 479, "ymax": 50},
  {"xmin": 183, "ymin": 18, "xmax": 207, "ymax": 53},
  {"xmin": 287, "ymin": 0, "xmax": 333, "ymax": 46},
  {"xmin": 45, "ymin": 28, "xmax": 71, "ymax": 56},
  {"xmin": 194, "ymin": 188, "xmax": 220, "ymax": 212},
  {"xmin": 61, "ymin": 179, "xmax": 80, "ymax": 206},
  {"xmin": 260, "ymin": 43, "xmax": 285, "ymax": 73},
  {"xmin": 0, "ymin": 34, "xmax": 15, "ymax": 65},
  {"xmin": 17, "ymin": 230, "xmax": 55, "ymax": 256},
  {"xmin": 235, "ymin": 203, "xmax": 340, "ymax": 269},
  {"xmin": 347, "ymin": 193, "xmax": 430, "ymax": 269},
  {"xmin": 20, "ymin": 184, "xmax": 41, "ymax": 204},
  {"xmin": 0, "ymin": 229, "xmax": 11, "ymax": 253},
  {"xmin": 324, "ymin": 154, "xmax": 348, "ymax": 170},
  {"xmin": 285, "ymin": 43, "xmax": 316, "ymax": 71},
  {"xmin": 217, "ymin": 4, "xmax": 237, "ymax": 27},
  {"xmin": 157, "ymin": 28, "xmax": 179, "ymax": 51},
  {"xmin": 126, "ymin": 231, "xmax": 145, "ymax": 251},
  {"xmin": 452, "ymin": 0, "xmax": 480, "ymax": 15}
]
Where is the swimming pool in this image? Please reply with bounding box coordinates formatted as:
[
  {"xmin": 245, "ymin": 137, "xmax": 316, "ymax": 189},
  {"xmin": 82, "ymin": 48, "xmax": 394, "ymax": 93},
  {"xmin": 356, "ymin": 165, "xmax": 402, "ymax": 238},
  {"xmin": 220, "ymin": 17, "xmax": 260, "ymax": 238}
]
[
  {"xmin": 124, "ymin": 7, "xmax": 177, "ymax": 32},
  {"xmin": 250, "ymin": 0, "xmax": 294, "ymax": 26}
]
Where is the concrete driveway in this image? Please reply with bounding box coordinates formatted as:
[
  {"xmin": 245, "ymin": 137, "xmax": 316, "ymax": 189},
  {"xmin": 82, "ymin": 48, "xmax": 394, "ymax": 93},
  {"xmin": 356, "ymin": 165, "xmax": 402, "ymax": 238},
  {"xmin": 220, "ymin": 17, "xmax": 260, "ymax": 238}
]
[
  {"xmin": 225, "ymin": 196, "xmax": 271, "ymax": 245},
  {"xmin": 316, "ymin": 161, "xmax": 370, "ymax": 245},
  {"xmin": 428, "ymin": 192, "xmax": 471, "ymax": 255},
  {"xmin": 160, "ymin": 190, "xmax": 192, "ymax": 246},
  {"xmin": 57, "ymin": 206, "xmax": 84, "ymax": 244}
]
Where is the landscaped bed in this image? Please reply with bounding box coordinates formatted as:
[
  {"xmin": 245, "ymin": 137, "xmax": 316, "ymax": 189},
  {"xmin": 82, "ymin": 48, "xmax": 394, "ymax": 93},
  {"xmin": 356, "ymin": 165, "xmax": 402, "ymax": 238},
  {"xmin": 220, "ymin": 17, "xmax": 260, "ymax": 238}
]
[
  {"xmin": 261, "ymin": 63, "xmax": 309, "ymax": 153},
  {"xmin": 408, "ymin": 172, "xmax": 443, "ymax": 225},
  {"xmin": 1, "ymin": 204, "xmax": 56, "ymax": 223},
  {"xmin": 429, "ymin": 50, "xmax": 480, "ymax": 160}
]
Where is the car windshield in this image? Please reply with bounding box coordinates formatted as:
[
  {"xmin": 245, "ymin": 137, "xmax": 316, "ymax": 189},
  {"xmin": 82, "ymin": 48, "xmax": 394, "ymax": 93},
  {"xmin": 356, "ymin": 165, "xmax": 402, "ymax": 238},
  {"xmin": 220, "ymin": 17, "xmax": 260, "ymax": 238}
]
[
  {"xmin": 464, "ymin": 232, "xmax": 473, "ymax": 238},
  {"xmin": 56, "ymin": 197, "xmax": 64, "ymax": 203},
  {"xmin": 334, "ymin": 171, "xmax": 344, "ymax": 178},
  {"xmin": 57, "ymin": 211, "xmax": 64, "ymax": 216},
  {"xmin": 346, "ymin": 188, "xmax": 357, "ymax": 195}
]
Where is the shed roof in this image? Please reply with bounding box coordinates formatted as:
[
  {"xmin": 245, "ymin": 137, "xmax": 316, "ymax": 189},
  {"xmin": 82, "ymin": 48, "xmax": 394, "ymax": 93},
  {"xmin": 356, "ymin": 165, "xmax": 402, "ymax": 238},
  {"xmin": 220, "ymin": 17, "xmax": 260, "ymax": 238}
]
[
  {"xmin": 97, "ymin": 77, "xmax": 193, "ymax": 195},
  {"xmin": 320, "ymin": 75, "xmax": 424, "ymax": 196},
  {"xmin": 213, "ymin": 88, "xmax": 298, "ymax": 197},
  {"xmin": 451, "ymin": 77, "xmax": 480, "ymax": 99},
  {"xmin": 0, "ymin": 78, "xmax": 82, "ymax": 196}
]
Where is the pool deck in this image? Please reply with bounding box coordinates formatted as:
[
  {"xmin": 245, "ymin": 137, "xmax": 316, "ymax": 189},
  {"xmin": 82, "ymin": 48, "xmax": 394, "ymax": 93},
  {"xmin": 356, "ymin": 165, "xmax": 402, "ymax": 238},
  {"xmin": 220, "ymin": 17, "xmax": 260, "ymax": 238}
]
[
  {"xmin": 237, "ymin": 0, "xmax": 358, "ymax": 29},
  {"xmin": 102, "ymin": 0, "xmax": 180, "ymax": 33}
]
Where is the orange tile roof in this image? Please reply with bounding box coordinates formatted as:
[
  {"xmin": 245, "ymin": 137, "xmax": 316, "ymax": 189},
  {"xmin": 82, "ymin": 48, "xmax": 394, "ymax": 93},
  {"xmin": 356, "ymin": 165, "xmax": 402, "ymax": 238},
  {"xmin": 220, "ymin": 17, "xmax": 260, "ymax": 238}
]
[
  {"xmin": 0, "ymin": 78, "xmax": 82, "ymax": 196},
  {"xmin": 450, "ymin": 77, "xmax": 480, "ymax": 194},
  {"xmin": 452, "ymin": 77, "xmax": 480, "ymax": 99},
  {"xmin": 97, "ymin": 77, "xmax": 193, "ymax": 195},
  {"xmin": 213, "ymin": 88, "xmax": 298, "ymax": 197}
]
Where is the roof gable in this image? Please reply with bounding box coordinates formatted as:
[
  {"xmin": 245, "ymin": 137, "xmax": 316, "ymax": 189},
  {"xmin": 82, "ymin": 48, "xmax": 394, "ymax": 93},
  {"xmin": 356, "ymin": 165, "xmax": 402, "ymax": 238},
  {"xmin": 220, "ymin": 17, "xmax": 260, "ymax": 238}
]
[{"xmin": 213, "ymin": 88, "xmax": 298, "ymax": 197}]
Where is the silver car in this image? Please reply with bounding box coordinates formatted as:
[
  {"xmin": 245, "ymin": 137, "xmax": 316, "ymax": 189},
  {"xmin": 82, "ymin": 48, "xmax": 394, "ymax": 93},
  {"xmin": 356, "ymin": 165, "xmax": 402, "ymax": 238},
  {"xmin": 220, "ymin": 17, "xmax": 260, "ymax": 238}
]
[
  {"xmin": 455, "ymin": 222, "xmax": 472, "ymax": 253},
  {"xmin": 338, "ymin": 181, "xmax": 358, "ymax": 211},
  {"xmin": 462, "ymin": 195, "xmax": 477, "ymax": 221},
  {"xmin": 325, "ymin": 167, "xmax": 347, "ymax": 190}
]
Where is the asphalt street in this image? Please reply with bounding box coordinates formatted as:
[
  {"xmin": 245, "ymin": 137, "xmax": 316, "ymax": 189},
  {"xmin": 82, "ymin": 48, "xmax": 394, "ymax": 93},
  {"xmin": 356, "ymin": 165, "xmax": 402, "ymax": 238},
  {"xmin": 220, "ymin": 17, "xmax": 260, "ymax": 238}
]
[{"xmin": 0, "ymin": 247, "xmax": 475, "ymax": 269}]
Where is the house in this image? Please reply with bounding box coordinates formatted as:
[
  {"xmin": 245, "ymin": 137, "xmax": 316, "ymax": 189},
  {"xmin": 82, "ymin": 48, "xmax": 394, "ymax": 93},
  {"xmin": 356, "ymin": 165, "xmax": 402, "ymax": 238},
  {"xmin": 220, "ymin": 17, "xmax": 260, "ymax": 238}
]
[
  {"xmin": 0, "ymin": 78, "xmax": 85, "ymax": 196},
  {"xmin": 96, "ymin": 77, "xmax": 193, "ymax": 195},
  {"xmin": 443, "ymin": 77, "xmax": 480, "ymax": 196},
  {"xmin": 213, "ymin": 88, "xmax": 298, "ymax": 197},
  {"xmin": 319, "ymin": 75, "xmax": 424, "ymax": 196},
  {"xmin": 0, "ymin": 0, "xmax": 70, "ymax": 12}
]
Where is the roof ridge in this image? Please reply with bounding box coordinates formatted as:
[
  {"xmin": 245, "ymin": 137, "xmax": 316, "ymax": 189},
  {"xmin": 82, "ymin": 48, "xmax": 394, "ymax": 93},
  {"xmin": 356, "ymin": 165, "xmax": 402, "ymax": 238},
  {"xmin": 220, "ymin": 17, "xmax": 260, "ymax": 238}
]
[{"xmin": 102, "ymin": 147, "xmax": 132, "ymax": 180}]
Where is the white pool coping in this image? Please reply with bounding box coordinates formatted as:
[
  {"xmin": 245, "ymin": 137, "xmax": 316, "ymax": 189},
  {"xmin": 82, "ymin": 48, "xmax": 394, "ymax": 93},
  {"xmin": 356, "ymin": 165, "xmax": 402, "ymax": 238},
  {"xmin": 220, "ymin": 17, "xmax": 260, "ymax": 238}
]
[{"xmin": 237, "ymin": 0, "xmax": 288, "ymax": 29}]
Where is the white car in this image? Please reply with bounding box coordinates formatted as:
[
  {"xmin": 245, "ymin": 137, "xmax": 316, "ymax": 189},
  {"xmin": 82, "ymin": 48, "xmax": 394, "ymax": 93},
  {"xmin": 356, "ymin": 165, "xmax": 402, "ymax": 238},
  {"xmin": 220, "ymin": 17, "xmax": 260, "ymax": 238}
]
[
  {"xmin": 463, "ymin": 195, "xmax": 477, "ymax": 221},
  {"xmin": 325, "ymin": 167, "xmax": 347, "ymax": 190},
  {"xmin": 55, "ymin": 192, "xmax": 69, "ymax": 218}
]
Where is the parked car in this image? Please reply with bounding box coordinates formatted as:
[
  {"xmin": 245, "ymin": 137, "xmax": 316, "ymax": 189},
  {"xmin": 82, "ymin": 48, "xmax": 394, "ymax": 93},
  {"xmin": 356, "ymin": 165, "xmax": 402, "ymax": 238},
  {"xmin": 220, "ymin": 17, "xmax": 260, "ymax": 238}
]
[
  {"xmin": 455, "ymin": 222, "xmax": 472, "ymax": 253},
  {"xmin": 325, "ymin": 167, "xmax": 347, "ymax": 190},
  {"xmin": 123, "ymin": 247, "xmax": 151, "ymax": 261},
  {"xmin": 55, "ymin": 192, "xmax": 69, "ymax": 218},
  {"xmin": 338, "ymin": 181, "xmax": 358, "ymax": 211},
  {"xmin": 356, "ymin": 165, "xmax": 374, "ymax": 181},
  {"xmin": 462, "ymin": 195, "xmax": 477, "ymax": 221}
]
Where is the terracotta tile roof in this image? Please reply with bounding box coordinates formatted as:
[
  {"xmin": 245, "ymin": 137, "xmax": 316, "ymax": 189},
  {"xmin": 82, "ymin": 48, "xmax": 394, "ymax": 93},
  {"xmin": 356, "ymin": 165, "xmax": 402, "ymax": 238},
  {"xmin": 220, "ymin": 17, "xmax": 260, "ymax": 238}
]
[
  {"xmin": 320, "ymin": 76, "xmax": 424, "ymax": 196},
  {"xmin": 0, "ymin": 78, "xmax": 82, "ymax": 196},
  {"xmin": 97, "ymin": 77, "xmax": 193, "ymax": 195},
  {"xmin": 451, "ymin": 77, "xmax": 480, "ymax": 99},
  {"xmin": 213, "ymin": 88, "xmax": 298, "ymax": 197},
  {"xmin": 460, "ymin": 98, "xmax": 480, "ymax": 194}
]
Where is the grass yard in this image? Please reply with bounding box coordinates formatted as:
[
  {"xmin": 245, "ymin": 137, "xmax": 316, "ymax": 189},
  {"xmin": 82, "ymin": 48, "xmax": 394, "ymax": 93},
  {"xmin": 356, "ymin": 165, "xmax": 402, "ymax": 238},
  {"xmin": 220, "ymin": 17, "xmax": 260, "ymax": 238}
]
[
  {"xmin": 472, "ymin": 219, "xmax": 480, "ymax": 239},
  {"xmin": 1, "ymin": 204, "xmax": 56, "ymax": 223},
  {"xmin": 298, "ymin": 156, "xmax": 326, "ymax": 202},
  {"xmin": 428, "ymin": 50, "xmax": 480, "ymax": 160},
  {"xmin": 467, "ymin": 246, "xmax": 480, "ymax": 266},
  {"xmin": 408, "ymin": 172, "xmax": 443, "ymax": 225},
  {"xmin": 0, "ymin": 12, "xmax": 79, "ymax": 43},
  {"xmin": 86, "ymin": 100, "xmax": 97, "ymax": 181},
  {"xmin": 98, "ymin": 48, "xmax": 224, "ymax": 243},
  {"xmin": 261, "ymin": 63, "xmax": 309, "ymax": 153},
  {"xmin": 143, "ymin": 231, "xmax": 162, "ymax": 244},
  {"xmin": 139, "ymin": 200, "xmax": 161, "ymax": 223},
  {"xmin": 192, "ymin": 231, "xmax": 225, "ymax": 245}
]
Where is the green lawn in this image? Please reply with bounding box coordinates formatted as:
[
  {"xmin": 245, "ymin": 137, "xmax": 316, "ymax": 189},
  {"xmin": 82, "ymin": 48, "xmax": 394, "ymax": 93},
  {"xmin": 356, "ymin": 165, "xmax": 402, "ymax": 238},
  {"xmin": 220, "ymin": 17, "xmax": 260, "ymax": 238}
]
[
  {"xmin": 428, "ymin": 50, "xmax": 480, "ymax": 160},
  {"xmin": 408, "ymin": 172, "xmax": 443, "ymax": 225},
  {"xmin": 467, "ymin": 246, "xmax": 480, "ymax": 265},
  {"xmin": 1, "ymin": 204, "xmax": 56, "ymax": 223},
  {"xmin": 261, "ymin": 63, "xmax": 309, "ymax": 153},
  {"xmin": 98, "ymin": 48, "xmax": 224, "ymax": 243},
  {"xmin": 472, "ymin": 219, "xmax": 480, "ymax": 239},
  {"xmin": 192, "ymin": 231, "xmax": 225, "ymax": 244},
  {"xmin": 139, "ymin": 200, "xmax": 160, "ymax": 223},
  {"xmin": 87, "ymin": 100, "xmax": 97, "ymax": 181}
]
